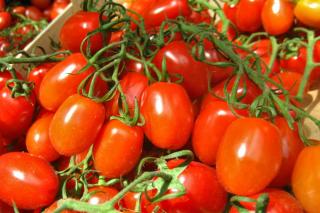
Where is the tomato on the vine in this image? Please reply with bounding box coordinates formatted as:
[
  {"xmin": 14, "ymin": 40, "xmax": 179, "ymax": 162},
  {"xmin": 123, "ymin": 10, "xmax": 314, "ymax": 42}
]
[
  {"xmin": 0, "ymin": 12, "xmax": 12, "ymax": 31},
  {"xmin": 50, "ymin": 0, "xmax": 69, "ymax": 20},
  {"xmin": 25, "ymin": 6, "xmax": 44, "ymax": 21},
  {"xmin": 31, "ymin": 0, "xmax": 52, "ymax": 10},
  {"xmin": 0, "ymin": 0, "xmax": 5, "ymax": 12},
  {"xmin": 294, "ymin": 0, "xmax": 320, "ymax": 29},
  {"xmin": 0, "ymin": 37, "xmax": 10, "ymax": 57}
]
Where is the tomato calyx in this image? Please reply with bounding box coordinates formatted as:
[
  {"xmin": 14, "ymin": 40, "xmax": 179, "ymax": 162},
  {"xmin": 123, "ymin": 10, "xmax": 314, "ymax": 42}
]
[{"xmin": 230, "ymin": 194, "xmax": 270, "ymax": 213}]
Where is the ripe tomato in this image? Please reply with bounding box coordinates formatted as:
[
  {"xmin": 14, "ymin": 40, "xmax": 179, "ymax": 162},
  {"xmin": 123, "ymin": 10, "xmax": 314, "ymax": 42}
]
[
  {"xmin": 28, "ymin": 63, "xmax": 56, "ymax": 99},
  {"xmin": 0, "ymin": 87, "xmax": 36, "ymax": 140},
  {"xmin": 251, "ymin": 39, "xmax": 273, "ymax": 57},
  {"xmin": 235, "ymin": 0, "xmax": 265, "ymax": 32},
  {"xmin": 49, "ymin": 94, "xmax": 105, "ymax": 156},
  {"xmin": 0, "ymin": 12, "xmax": 12, "ymax": 31},
  {"xmin": 93, "ymin": 119, "xmax": 143, "ymax": 178},
  {"xmin": 141, "ymin": 82, "xmax": 194, "ymax": 150},
  {"xmin": 87, "ymin": 186, "xmax": 120, "ymax": 207},
  {"xmin": 0, "ymin": 201, "xmax": 13, "ymax": 213},
  {"xmin": 50, "ymin": 0, "xmax": 69, "ymax": 20},
  {"xmin": 216, "ymin": 118, "xmax": 282, "ymax": 195},
  {"xmin": 0, "ymin": 152, "xmax": 59, "ymax": 209},
  {"xmin": 25, "ymin": 6, "xmax": 44, "ymax": 21},
  {"xmin": 294, "ymin": 0, "xmax": 320, "ymax": 28},
  {"xmin": 60, "ymin": 11, "xmax": 110, "ymax": 53},
  {"xmin": 229, "ymin": 189, "xmax": 303, "ymax": 213},
  {"xmin": 153, "ymin": 41, "xmax": 209, "ymax": 99},
  {"xmin": 216, "ymin": 21, "xmax": 237, "ymax": 41},
  {"xmin": 44, "ymin": 201, "xmax": 75, "ymax": 213},
  {"xmin": 31, "ymin": 0, "xmax": 51, "ymax": 10},
  {"xmin": 26, "ymin": 113, "xmax": 60, "ymax": 162},
  {"xmin": 223, "ymin": 3, "xmax": 238, "ymax": 24},
  {"xmin": 0, "ymin": 37, "xmax": 10, "ymax": 57},
  {"xmin": 192, "ymin": 101, "xmax": 246, "ymax": 166},
  {"xmin": 270, "ymin": 117, "xmax": 304, "ymax": 187},
  {"xmin": 0, "ymin": 0, "xmax": 5, "ymax": 12},
  {"xmin": 261, "ymin": 0, "xmax": 294, "ymax": 35},
  {"xmin": 12, "ymin": 6, "xmax": 26, "ymax": 15}
]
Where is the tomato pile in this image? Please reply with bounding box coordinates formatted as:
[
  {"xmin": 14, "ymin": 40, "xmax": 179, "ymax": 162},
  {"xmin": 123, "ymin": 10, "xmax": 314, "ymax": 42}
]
[
  {"xmin": 0, "ymin": 0, "xmax": 70, "ymax": 56},
  {"xmin": 1, "ymin": 0, "xmax": 320, "ymax": 212}
]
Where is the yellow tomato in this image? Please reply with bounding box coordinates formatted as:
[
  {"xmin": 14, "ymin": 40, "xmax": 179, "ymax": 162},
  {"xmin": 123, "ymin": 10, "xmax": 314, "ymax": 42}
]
[{"xmin": 294, "ymin": 0, "xmax": 320, "ymax": 28}]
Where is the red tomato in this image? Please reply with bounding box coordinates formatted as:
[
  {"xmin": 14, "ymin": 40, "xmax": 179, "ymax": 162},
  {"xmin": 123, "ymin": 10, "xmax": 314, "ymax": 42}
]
[
  {"xmin": 0, "ymin": 12, "xmax": 12, "ymax": 31},
  {"xmin": 229, "ymin": 189, "xmax": 303, "ymax": 213},
  {"xmin": 49, "ymin": 94, "xmax": 105, "ymax": 156},
  {"xmin": 270, "ymin": 117, "xmax": 304, "ymax": 187},
  {"xmin": 216, "ymin": 21, "xmax": 237, "ymax": 41},
  {"xmin": 261, "ymin": 0, "xmax": 294, "ymax": 35},
  {"xmin": 93, "ymin": 119, "xmax": 143, "ymax": 178},
  {"xmin": 292, "ymin": 144, "xmax": 320, "ymax": 213},
  {"xmin": 25, "ymin": 6, "xmax": 44, "ymax": 21},
  {"xmin": 0, "ymin": 70, "xmax": 18, "ymax": 88},
  {"xmin": 28, "ymin": 63, "xmax": 56, "ymax": 99},
  {"xmin": 0, "ymin": 87, "xmax": 36, "ymax": 140},
  {"xmin": 60, "ymin": 11, "xmax": 110, "ymax": 53},
  {"xmin": 39, "ymin": 53, "xmax": 97, "ymax": 111},
  {"xmin": 251, "ymin": 39, "xmax": 273, "ymax": 57},
  {"xmin": 125, "ymin": 60, "xmax": 144, "ymax": 74},
  {"xmin": 0, "ymin": 37, "xmax": 10, "ymax": 57},
  {"xmin": 0, "ymin": 201, "xmax": 13, "ymax": 213},
  {"xmin": 43, "ymin": 8, "xmax": 51, "ymax": 21},
  {"xmin": 187, "ymin": 9, "xmax": 211, "ymax": 24},
  {"xmin": 44, "ymin": 201, "xmax": 75, "ymax": 213},
  {"xmin": 0, "ymin": 133, "xmax": 10, "ymax": 155},
  {"xmin": 0, "ymin": 0, "xmax": 5, "ymax": 11},
  {"xmin": 26, "ymin": 113, "xmax": 60, "ymax": 162},
  {"xmin": 50, "ymin": 0, "xmax": 69, "ymax": 20},
  {"xmin": 223, "ymin": 3, "xmax": 238, "ymax": 24},
  {"xmin": 12, "ymin": 6, "xmax": 26, "ymax": 15},
  {"xmin": 192, "ymin": 101, "xmax": 246, "ymax": 165},
  {"xmin": 141, "ymin": 82, "xmax": 194, "ymax": 150},
  {"xmin": 236, "ymin": 0, "xmax": 265, "ymax": 32},
  {"xmin": 0, "ymin": 152, "xmax": 59, "ymax": 209},
  {"xmin": 153, "ymin": 41, "xmax": 209, "ymax": 99},
  {"xmin": 87, "ymin": 186, "xmax": 120, "ymax": 207},
  {"xmin": 216, "ymin": 118, "xmax": 282, "ymax": 195},
  {"xmin": 31, "ymin": 0, "xmax": 51, "ymax": 10}
]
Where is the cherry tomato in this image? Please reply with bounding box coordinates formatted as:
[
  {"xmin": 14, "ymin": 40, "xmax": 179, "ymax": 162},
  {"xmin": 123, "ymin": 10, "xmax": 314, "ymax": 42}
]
[
  {"xmin": 50, "ymin": 0, "xmax": 69, "ymax": 20},
  {"xmin": 223, "ymin": 3, "xmax": 238, "ymax": 24},
  {"xmin": 294, "ymin": 0, "xmax": 320, "ymax": 29},
  {"xmin": 261, "ymin": 0, "xmax": 294, "ymax": 35},
  {"xmin": 153, "ymin": 41, "xmax": 209, "ymax": 99},
  {"xmin": 49, "ymin": 94, "xmax": 105, "ymax": 156},
  {"xmin": 60, "ymin": 11, "xmax": 110, "ymax": 53},
  {"xmin": 192, "ymin": 101, "xmax": 246, "ymax": 165},
  {"xmin": 229, "ymin": 189, "xmax": 303, "ymax": 213},
  {"xmin": 216, "ymin": 21, "xmax": 237, "ymax": 41},
  {"xmin": 93, "ymin": 119, "xmax": 143, "ymax": 178},
  {"xmin": 0, "ymin": 37, "xmax": 10, "ymax": 57},
  {"xmin": 0, "ymin": 201, "xmax": 13, "ymax": 213},
  {"xmin": 0, "ymin": 0, "xmax": 5, "ymax": 12},
  {"xmin": 25, "ymin": 6, "xmax": 44, "ymax": 21},
  {"xmin": 0, "ymin": 12, "xmax": 12, "ymax": 31},
  {"xmin": 270, "ymin": 117, "xmax": 304, "ymax": 187},
  {"xmin": 125, "ymin": 60, "xmax": 144, "ymax": 74},
  {"xmin": 187, "ymin": 9, "xmax": 211, "ymax": 24},
  {"xmin": 12, "ymin": 6, "xmax": 26, "ymax": 15},
  {"xmin": 0, "ymin": 87, "xmax": 36, "ymax": 140},
  {"xmin": 141, "ymin": 82, "xmax": 194, "ymax": 150},
  {"xmin": 31, "ymin": 0, "xmax": 52, "ymax": 10},
  {"xmin": 28, "ymin": 63, "xmax": 56, "ymax": 99},
  {"xmin": 26, "ymin": 113, "xmax": 60, "ymax": 162},
  {"xmin": 0, "ymin": 152, "xmax": 59, "ymax": 209},
  {"xmin": 44, "ymin": 201, "xmax": 75, "ymax": 213},
  {"xmin": 235, "ymin": 0, "xmax": 265, "ymax": 32},
  {"xmin": 0, "ymin": 133, "xmax": 10, "ymax": 155},
  {"xmin": 216, "ymin": 118, "xmax": 282, "ymax": 195},
  {"xmin": 251, "ymin": 39, "xmax": 273, "ymax": 57},
  {"xmin": 87, "ymin": 186, "xmax": 121, "ymax": 207}
]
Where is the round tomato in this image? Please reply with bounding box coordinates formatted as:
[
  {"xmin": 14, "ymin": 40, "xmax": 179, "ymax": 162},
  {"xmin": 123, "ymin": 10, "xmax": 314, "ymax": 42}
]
[
  {"xmin": 26, "ymin": 113, "xmax": 60, "ymax": 162},
  {"xmin": 25, "ymin": 6, "xmax": 44, "ymax": 21},
  {"xmin": 0, "ymin": 12, "xmax": 12, "ymax": 31},
  {"xmin": 12, "ymin": 6, "xmax": 26, "ymax": 15},
  {"xmin": 93, "ymin": 119, "xmax": 143, "ymax": 178},
  {"xmin": 0, "ymin": 37, "xmax": 10, "ymax": 57},
  {"xmin": 0, "ymin": 0, "xmax": 5, "ymax": 12},
  {"xmin": 50, "ymin": 0, "xmax": 69, "ymax": 20},
  {"xmin": 60, "ymin": 11, "xmax": 110, "ymax": 53},
  {"xmin": 216, "ymin": 118, "xmax": 282, "ymax": 195},
  {"xmin": 292, "ymin": 144, "xmax": 320, "ymax": 213},
  {"xmin": 294, "ymin": 0, "xmax": 320, "ymax": 28},
  {"xmin": 141, "ymin": 82, "xmax": 194, "ymax": 150},
  {"xmin": 223, "ymin": 3, "xmax": 238, "ymax": 24},
  {"xmin": 31, "ymin": 0, "xmax": 51, "ymax": 10},
  {"xmin": 87, "ymin": 186, "xmax": 121, "ymax": 207},
  {"xmin": 49, "ymin": 94, "xmax": 105, "ymax": 156},
  {"xmin": 0, "ymin": 152, "xmax": 59, "ymax": 209}
]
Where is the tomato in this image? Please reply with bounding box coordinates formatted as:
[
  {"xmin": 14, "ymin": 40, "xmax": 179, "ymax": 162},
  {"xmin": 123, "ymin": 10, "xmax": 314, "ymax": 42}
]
[
  {"xmin": 43, "ymin": 8, "xmax": 51, "ymax": 21},
  {"xmin": 0, "ymin": 12, "xmax": 12, "ymax": 31},
  {"xmin": 0, "ymin": 87, "xmax": 36, "ymax": 140},
  {"xmin": 0, "ymin": 152, "xmax": 59, "ymax": 209},
  {"xmin": 0, "ymin": 133, "xmax": 10, "ymax": 155},
  {"xmin": 0, "ymin": 0, "xmax": 5, "ymax": 12},
  {"xmin": 125, "ymin": 60, "xmax": 144, "ymax": 74},
  {"xmin": 50, "ymin": 0, "xmax": 69, "ymax": 20},
  {"xmin": 0, "ymin": 37, "xmax": 10, "ymax": 57},
  {"xmin": 153, "ymin": 41, "xmax": 209, "ymax": 99},
  {"xmin": 251, "ymin": 39, "xmax": 273, "ymax": 57},
  {"xmin": 223, "ymin": 3, "xmax": 238, "ymax": 24},
  {"xmin": 49, "ymin": 94, "xmax": 105, "ymax": 156},
  {"xmin": 261, "ymin": 0, "xmax": 294, "ymax": 35},
  {"xmin": 25, "ymin": 6, "xmax": 44, "ymax": 21},
  {"xmin": 235, "ymin": 0, "xmax": 265, "ymax": 32},
  {"xmin": 26, "ymin": 113, "xmax": 60, "ymax": 162},
  {"xmin": 44, "ymin": 201, "xmax": 75, "ymax": 213},
  {"xmin": 216, "ymin": 118, "xmax": 282, "ymax": 195},
  {"xmin": 270, "ymin": 117, "xmax": 304, "ymax": 187},
  {"xmin": 60, "ymin": 11, "xmax": 110, "ymax": 53},
  {"xmin": 187, "ymin": 9, "xmax": 211, "ymax": 24},
  {"xmin": 192, "ymin": 101, "xmax": 246, "ymax": 166},
  {"xmin": 87, "ymin": 186, "xmax": 120, "ymax": 207},
  {"xmin": 39, "ymin": 53, "xmax": 97, "ymax": 111},
  {"xmin": 12, "ymin": 6, "xmax": 26, "ymax": 15},
  {"xmin": 141, "ymin": 82, "xmax": 194, "ymax": 150},
  {"xmin": 294, "ymin": 0, "xmax": 320, "ymax": 28},
  {"xmin": 31, "ymin": 0, "xmax": 52, "ymax": 10},
  {"xmin": 28, "ymin": 63, "xmax": 56, "ymax": 99},
  {"xmin": 216, "ymin": 21, "xmax": 237, "ymax": 41},
  {"xmin": 12, "ymin": 25, "xmax": 34, "ymax": 49},
  {"xmin": 229, "ymin": 189, "xmax": 303, "ymax": 213},
  {"xmin": 105, "ymin": 72, "xmax": 148, "ymax": 118},
  {"xmin": 93, "ymin": 119, "xmax": 143, "ymax": 178}
]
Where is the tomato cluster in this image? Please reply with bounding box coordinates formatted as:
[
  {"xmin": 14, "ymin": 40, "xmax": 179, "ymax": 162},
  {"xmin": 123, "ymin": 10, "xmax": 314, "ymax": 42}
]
[{"xmin": 1, "ymin": 0, "xmax": 320, "ymax": 212}]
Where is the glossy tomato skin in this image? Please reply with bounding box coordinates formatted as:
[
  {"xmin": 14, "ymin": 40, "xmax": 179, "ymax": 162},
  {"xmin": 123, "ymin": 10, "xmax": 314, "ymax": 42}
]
[
  {"xmin": 25, "ymin": 6, "xmax": 44, "ymax": 21},
  {"xmin": 141, "ymin": 82, "xmax": 194, "ymax": 150},
  {"xmin": 229, "ymin": 189, "xmax": 303, "ymax": 213},
  {"xmin": 50, "ymin": 0, "xmax": 69, "ymax": 20},
  {"xmin": 216, "ymin": 118, "xmax": 282, "ymax": 195},
  {"xmin": 0, "ymin": 87, "xmax": 36, "ymax": 140},
  {"xmin": 93, "ymin": 119, "xmax": 143, "ymax": 178},
  {"xmin": 60, "ymin": 11, "xmax": 110, "ymax": 53},
  {"xmin": 261, "ymin": 0, "xmax": 294, "ymax": 35},
  {"xmin": 50, "ymin": 94, "xmax": 105, "ymax": 156},
  {"xmin": 0, "ymin": 152, "xmax": 59, "ymax": 209},
  {"xmin": 0, "ymin": 12, "xmax": 12, "ymax": 31},
  {"xmin": 292, "ymin": 145, "xmax": 320, "ymax": 213},
  {"xmin": 153, "ymin": 41, "xmax": 209, "ymax": 99},
  {"xmin": 192, "ymin": 101, "xmax": 246, "ymax": 165},
  {"xmin": 26, "ymin": 113, "xmax": 60, "ymax": 162},
  {"xmin": 0, "ymin": 37, "xmax": 10, "ymax": 57},
  {"xmin": 223, "ymin": 3, "xmax": 237, "ymax": 24},
  {"xmin": 294, "ymin": 0, "xmax": 320, "ymax": 28},
  {"xmin": 236, "ymin": 0, "xmax": 265, "ymax": 32},
  {"xmin": 87, "ymin": 186, "xmax": 121, "ymax": 208},
  {"xmin": 31, "ymin": 0, "xmax": 51, "ymax": 10},
  {"xmin": 270, "ymin": 117, "xmax": 304, "ymax": 187},
  {"xmin": 39, "ymin": 53, "xmax": 95, "ymax": 111}
]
